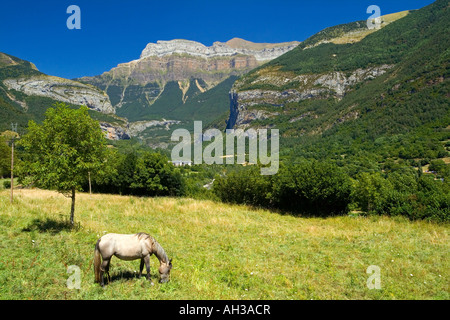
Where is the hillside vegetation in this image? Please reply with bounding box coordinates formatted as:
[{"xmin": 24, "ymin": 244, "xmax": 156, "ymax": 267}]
[
  {"xmin": 233, "ymin": 0, "xmax": 449, "ymax": 162},
  {"xmin": 224, "ymin": 0, "xmax": 449, "ymax": 216},
  {"xmin": 0, "ymin": 189, "xmax": 448, "ymax": 299}
]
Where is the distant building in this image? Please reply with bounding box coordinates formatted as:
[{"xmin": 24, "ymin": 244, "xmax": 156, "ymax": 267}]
[{"xmin": 171, "ymin": 160, "xmax": 192, "ymax": 167}]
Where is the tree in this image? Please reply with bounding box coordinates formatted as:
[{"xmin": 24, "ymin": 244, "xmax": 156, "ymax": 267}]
[
  {"xmin": 272, "ymin": 161, "xmax": 352, "ymax": 215},
  {"xmin": 130, "ymin": 152, "xmax": 185, "ymax": 197},
  {"xmin": 19, "ymin": 103, "xmax": 107, "ymax": 225},
  {"xmin": 428, "ymin": 159, "xmax": 449, "ymax": 178},
  {"xmin": 352, "ymin": 172, "xmax": 392, "ymax": 213}
]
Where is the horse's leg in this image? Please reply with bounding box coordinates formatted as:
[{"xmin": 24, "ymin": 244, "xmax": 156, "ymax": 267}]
[
  {"xmin": 143, "ymin": 255, "xmax": 154, "ymax": 285},
  {"xmin": 139, "ymin": 258, "xmax": 144, "ymax": 278},
  {"xmin": 105, "ymin": 259, "xmax": 111, "ymax": 284},
  {"xmin": 100, "ymin": 258, "xmax": 110, "ymax": 287}
]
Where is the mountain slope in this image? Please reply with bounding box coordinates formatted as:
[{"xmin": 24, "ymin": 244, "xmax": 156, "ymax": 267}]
[
  {"xmin": 0, "ymin": 52, "xmax": 123, "ymax": 136},
  {"xmin": 227, "ymin": 0, "xmax": 449, "ymax": 162}
]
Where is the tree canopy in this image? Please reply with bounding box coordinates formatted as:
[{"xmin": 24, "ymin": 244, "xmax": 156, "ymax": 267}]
[{"xmin": 19, "ymin": 103, "xmax": 107, "ymax": 224}]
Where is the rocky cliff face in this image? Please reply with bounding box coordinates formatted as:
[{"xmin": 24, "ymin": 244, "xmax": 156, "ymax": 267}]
[
  {"xmin": 3, "ymin": 75, "xmax": 114, "ymax": 114},
  {"xmin": 227, "ymin": 65, "xmax": 394, "ymax": 129},
  {"xmin": 0, "ymin": 52, "xmax": 120, "ymax": 140},
  {"xmin": 77, "ymin": 38, "xmax": 300, "ymax": 123},
  {"xmin": 100, "ymin": 122, "xmax": 130, "ymax": 140},
  {"xmin": 140, "ymin": 38, "xmax": 300, "ymax": 62},
  {"xmin": 97, "ymin": 53, "xmax": 258, "ymax": 87}
]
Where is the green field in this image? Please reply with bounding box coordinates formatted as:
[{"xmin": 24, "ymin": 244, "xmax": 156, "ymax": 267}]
[{"xmin": 0, "ymin": 189, "xmax": 448, "ymax": 300}]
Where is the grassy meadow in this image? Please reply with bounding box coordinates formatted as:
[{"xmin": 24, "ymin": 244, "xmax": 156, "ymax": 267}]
[{"xmin": 0, "ymin": 188, "xmax": 448, "ymax": 300}]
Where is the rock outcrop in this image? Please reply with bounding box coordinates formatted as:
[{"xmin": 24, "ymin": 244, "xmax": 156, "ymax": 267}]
[
  {"xmin": 141, "ymin": 38, "xmax": 300, "ymax": 62},
  {"xmin": 101, "ymin": 53, "xmax": 258, "ymax": 86},
  {"xmin": 228, "ymin": 65, "xmax": 393, "ymax": 129},
  {"xmin": 100, "ymin": 122, "xmax": 130, "ymax": 140},
  {"xmin": 77, "ymin": 38, "xmax": 300, "ymax": 121},
  {"xmin": 127, "ymin": 119, "xmax": 181, "ymax": 136},
  {"xmin": 3, "ymin": 75, "xmax": 114, "ymax": 114}
]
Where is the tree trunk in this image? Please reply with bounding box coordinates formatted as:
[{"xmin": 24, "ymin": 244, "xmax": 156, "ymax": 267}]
[
  {"xmin": 88, "ymin": 171, "xmax": 92, "ymax": 196},
  {"xmin": 10, "ymin": 139, "xmax": 14, "ymax": 204},
  {"xmin": 70, "ymin": 187, "xmax": 76, "ymax": 226}
]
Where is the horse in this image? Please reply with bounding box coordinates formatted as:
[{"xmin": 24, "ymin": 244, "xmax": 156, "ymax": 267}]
[{"xmin": 94, "ymin": 232, "xmax": 172, "ymax": 287}]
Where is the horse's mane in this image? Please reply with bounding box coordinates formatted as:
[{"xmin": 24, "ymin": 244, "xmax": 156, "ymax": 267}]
[
  {"xmin": 136, "ymin": 232, "xmax": 150, "ymax": 240},
  {"xmin": 151, "ymin": 237, "xmax": 169, "ymax": 264},
  {"xmin": 136, "ymin": 232, "xmax": 169, "ymax": 263}
]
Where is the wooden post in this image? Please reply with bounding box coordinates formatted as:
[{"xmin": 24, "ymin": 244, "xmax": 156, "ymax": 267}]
[
  {"xmin": 88, "ymin": 171, "xmax": 92, "ymax": 196},
  {"xmin": 10, "ymin": 138, "xmax": 14, "ymax": 204},
  {"xmin": 10, "ymin": 123, "xmax": 17, "ymax": 204},
  {"xmin": 70, "ymin": 187, "xmax": 75, "ymax": 226}
]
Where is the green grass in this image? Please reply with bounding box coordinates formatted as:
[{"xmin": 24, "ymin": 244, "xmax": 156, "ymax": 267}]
[{"xmin": 0, "ymin": 189, "xmax": 448, "ymax": 299}]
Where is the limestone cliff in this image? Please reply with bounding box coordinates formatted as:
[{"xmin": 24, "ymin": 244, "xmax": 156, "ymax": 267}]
[
  {"xmin": 3, "ymin": 75, "xmax": 114, "ymax": 114},
  {"xmin": 227, "ymin": 65, "xmax": 393, "ymax": 129},
  {"xmin": 140, "ymin": 38, "xmax": 300, "ymax": 62},
  {"xmin": 77, "ymin": 38, "xmax": 300, "ymax": 123}
]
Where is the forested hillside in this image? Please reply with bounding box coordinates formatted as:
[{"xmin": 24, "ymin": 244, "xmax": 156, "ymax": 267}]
[
  {"xmin": 217, "ymin": 0, "xmax": 449, "ymax": 221},
  {"xmin": 230, "ymin": 0, "xmax": 449, "ymax": 163}
]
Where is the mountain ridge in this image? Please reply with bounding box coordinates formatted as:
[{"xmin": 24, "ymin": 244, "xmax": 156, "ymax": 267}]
[
  {"xmin": 139, "ymin": 38, "xmax": 300, "ymax": 61},
  {"xmin": 75, "ymin": 37, "xmax": 300, "ymax": 139}
]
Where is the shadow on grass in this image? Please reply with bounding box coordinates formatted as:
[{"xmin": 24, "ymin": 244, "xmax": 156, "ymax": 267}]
[
  {"xmin": 98, "ymin": 270, "xmax": 155, "ymax": 286},
  {"xmin": 22, "ymin": 217, "xmax": 79, "ymax": 234},
  {"xmin": 110, "ymin": 271, "xmax": 141, "ymax": 282}
]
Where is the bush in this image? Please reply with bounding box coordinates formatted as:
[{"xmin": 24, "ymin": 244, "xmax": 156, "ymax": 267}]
[
  {"xmin": 83, "ymin": 150, "xmax": 186, "ymax": 197},
  {"xmin": 3, "ymin": 180, "xmax": 10, "ymax": 189},
  {"xmin": 130, "ymin": 152, "xmax": 185, "ymax": 197},
  {"xmin": 213, "ymin": 166, "xmax": 272, "ymax": 207},
  {"xmin": 353, "ymin": 170, "xmax": 449, "ymax": 222},
  {"xmin": 272, "ymin": 161, "xmax": 352, "ymax": 216},
  {"xmin": 214, "ymin": 161, "xmax": 352, "ymax": 216}
]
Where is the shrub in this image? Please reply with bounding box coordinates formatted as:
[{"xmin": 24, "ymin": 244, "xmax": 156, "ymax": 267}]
[
  {"xmin": 3, "ymin": 180, "xmax": 11, "ymax": 189},
  {"xmin": 214, "ymin": 161, "xmax": 352, "ymax": 217},
  {"xmin": 353, "ymin": 171, "xmax": 449, "ymax": 222},
  {"xmin": 130, "ymin": 152, "xmax": 185, "ymax": 197},
  {"xmin": 213, "ymin": 166, "xmax": 272, "ymax": 207},
  {"xmin": 272, "ymin": 161, "xmax": 352, "ymax": 216}
]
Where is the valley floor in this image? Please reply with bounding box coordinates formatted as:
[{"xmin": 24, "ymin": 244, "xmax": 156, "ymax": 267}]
[{"xmin": 0, "ymin": 189, "xmax": 448, "ymax": 299}]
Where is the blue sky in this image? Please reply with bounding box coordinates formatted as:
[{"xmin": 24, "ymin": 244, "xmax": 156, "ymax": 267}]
[{"xmin": 0, "ymin": 0, "xmax": 435, "ymax": 79}]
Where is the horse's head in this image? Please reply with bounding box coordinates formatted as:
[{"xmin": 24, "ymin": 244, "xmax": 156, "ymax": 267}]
[{"xmin": 159, "ymin": 259, "xmax": 172, "ymax": 283}]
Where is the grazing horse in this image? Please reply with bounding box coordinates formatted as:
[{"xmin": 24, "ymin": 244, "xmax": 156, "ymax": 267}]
[{"xmin": 94, "ymin": 232, "xmax": 172, "ymax": 287}]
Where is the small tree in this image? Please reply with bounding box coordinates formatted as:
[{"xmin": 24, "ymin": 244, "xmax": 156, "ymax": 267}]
[{"xmin": 19, "ymin": 103, "xmax": 107, "ymax": 225}]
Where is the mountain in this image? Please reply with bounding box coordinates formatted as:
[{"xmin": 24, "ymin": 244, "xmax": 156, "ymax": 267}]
[
  {"xmin": 0, "ymin": 38, "xmax": 299, "ymax": 145},
  {"xmin": 227, "ymin": 10, "xmax": 412, "ymax": 128},
  {"xmin": 226, "ymin": 1, "xmax": 449, "ymax": 162},
  {"xmin": 0, "ymin": 52, "xmax": 127, "ymax": 137},
  {"xmin": 77, "ymin": 38, "xmax": 299, "ymax": 124},
  {"xmin": 2, "ymin": 1, "xmax": 448, "ymax": 159}
]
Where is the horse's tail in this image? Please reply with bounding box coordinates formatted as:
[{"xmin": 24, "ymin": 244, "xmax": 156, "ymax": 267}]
[{"xmin": 94, "ymin": 239, "xmax": 102, "ymax": 283}]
